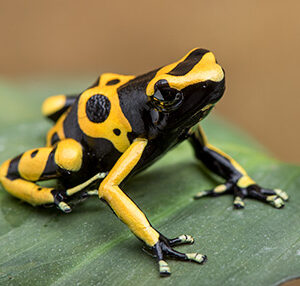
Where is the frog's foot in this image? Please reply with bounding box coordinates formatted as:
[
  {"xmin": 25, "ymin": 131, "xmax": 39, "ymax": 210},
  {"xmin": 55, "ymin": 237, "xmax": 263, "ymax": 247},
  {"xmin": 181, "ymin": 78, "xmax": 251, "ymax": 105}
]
[
  {"xmin": 194, "ymin": 180, "xmax": 288, "ymax": 209},
  {"xmin": 61, "ymin": 172, "xmax": 107, "ymax": 205},
  {"xmin": 51, "ymin": 189, "xmax": 72, "ymax": 213},
  {"xmin": 239, "ymin": 186, "xmax": 288, "ymax": 209},
  {"xmin": 168, "ymin": 234, "xmax": 195, "ymax": 246},
  {"xmin": 144, "ymin": 234, "xmax": 206, "ymax": 277}
]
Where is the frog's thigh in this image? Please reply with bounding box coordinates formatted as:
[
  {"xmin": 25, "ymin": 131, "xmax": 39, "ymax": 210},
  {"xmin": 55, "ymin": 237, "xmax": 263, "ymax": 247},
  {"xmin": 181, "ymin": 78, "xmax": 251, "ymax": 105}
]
[
  {"xmin": 0, "ymin": 139, "xmax": 83, "ymax": 206},
  {"xmin": 42, "ymin": 94, "xmax": 76, "ymax": 122}
]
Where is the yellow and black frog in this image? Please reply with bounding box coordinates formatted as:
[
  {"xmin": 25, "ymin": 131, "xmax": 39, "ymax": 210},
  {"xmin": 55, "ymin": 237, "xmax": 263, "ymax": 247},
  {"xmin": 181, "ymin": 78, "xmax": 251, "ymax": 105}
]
[{"xmin": 0, "ymin": 48, "xmax": 288, "ymax": 277}]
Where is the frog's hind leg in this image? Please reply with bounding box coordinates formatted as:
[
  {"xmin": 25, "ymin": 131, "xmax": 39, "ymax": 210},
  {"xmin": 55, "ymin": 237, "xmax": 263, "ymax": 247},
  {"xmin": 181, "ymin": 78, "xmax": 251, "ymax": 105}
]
[
  {"xmin": 42, "ymin": 94, "xmax": 77, "ymax": 122},
  {"xmin": 43, "ymin": 94, "xmax": 79, "ymax": 147},
  {"xmin": 0, "ymin": 139, "xmax": 85, "ymax": 213}
]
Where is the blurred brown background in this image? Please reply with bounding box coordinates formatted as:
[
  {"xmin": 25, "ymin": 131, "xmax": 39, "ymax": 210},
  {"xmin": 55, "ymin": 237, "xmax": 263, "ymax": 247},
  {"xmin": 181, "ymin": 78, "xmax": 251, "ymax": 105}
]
[{"xmin": 0, "ymin": 0, "xmax": 299, "ymax": 163}]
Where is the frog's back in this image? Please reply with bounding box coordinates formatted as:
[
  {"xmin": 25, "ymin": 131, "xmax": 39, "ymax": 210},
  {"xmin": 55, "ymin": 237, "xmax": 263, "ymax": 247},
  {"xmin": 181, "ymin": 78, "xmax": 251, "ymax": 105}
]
[{"xmin": 44, "ymin": 73, "xmax": 151, "ymax": 176}]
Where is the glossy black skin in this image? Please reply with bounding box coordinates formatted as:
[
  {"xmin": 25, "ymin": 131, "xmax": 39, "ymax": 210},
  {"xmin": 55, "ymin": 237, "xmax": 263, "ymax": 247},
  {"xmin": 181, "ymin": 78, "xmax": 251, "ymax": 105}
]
[{"xmin": 56, "ymin": 68, "xmax": 225, "ymax": 189}]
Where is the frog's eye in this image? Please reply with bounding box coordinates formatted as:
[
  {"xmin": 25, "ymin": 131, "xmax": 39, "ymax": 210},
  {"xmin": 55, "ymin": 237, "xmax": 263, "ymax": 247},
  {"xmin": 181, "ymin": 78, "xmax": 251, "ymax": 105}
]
[
  {"xmin": 152, "ymin": 80, "xmax": 183, "ymax": 112},
  {"xmin": 154, "ymin": 87, "xmax": 182, "ymax": 103}
]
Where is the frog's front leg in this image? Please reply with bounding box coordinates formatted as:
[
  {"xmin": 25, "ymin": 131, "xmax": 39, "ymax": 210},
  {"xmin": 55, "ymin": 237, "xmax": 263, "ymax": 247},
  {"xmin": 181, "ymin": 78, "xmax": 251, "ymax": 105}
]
[
  {"xmin": 188, "ymin": 124, "xmax": 288, "ymax": 209},
  {"xmin": 98, "ymin": 138, "xmax": 206, "ymax": 277}
]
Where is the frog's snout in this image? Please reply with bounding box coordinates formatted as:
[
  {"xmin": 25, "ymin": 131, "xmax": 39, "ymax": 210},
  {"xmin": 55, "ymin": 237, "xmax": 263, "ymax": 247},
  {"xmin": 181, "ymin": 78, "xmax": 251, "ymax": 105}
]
[{"xmin": 210, "ymin": 76, "xmax": 225, "ymax": 104}]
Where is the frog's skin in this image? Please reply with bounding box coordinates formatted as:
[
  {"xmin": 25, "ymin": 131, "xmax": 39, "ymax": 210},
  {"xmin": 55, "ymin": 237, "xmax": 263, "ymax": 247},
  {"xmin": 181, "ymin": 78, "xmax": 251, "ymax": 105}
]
[{"xmin": 0, "ymin": 48, "xmax": 288, "ymax": 277}]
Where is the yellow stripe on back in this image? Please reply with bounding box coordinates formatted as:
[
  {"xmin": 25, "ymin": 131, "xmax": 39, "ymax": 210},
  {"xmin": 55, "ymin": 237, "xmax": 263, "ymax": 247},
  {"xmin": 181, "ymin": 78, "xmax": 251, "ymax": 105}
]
[{"xmin": 77, "ymin": 74, "xmax": 135, "ymax": 153}]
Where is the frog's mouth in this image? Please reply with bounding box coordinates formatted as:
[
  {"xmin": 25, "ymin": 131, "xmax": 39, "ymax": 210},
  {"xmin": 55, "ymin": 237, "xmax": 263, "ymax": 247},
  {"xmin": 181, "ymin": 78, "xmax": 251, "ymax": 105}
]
[{"xmin": 181, "ymin": 104, "xmax": 215, "ymax": 127}]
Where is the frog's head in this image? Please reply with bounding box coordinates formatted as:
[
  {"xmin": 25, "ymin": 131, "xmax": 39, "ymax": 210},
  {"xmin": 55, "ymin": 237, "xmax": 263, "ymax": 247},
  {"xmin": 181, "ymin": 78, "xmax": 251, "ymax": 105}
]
[{"xmin": 146, "ymin": 48, "xmax": 225, "ymax": 128}]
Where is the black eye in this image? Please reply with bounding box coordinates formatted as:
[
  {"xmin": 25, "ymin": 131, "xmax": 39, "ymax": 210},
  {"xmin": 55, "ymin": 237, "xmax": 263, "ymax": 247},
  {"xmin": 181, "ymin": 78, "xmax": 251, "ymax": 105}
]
[
  {"xmin": 152, "ymin": 80, "xmax": 183, "ymax": 112},
  {"xmin": 154, "ymin": 88, "xmax": 182, "ymax": 103}
]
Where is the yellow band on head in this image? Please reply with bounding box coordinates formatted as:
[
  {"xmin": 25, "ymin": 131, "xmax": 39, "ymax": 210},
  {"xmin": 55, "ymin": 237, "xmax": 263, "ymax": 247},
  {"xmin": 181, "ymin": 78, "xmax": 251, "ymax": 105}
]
[{"xmin": 146, "ymin": 50, "xmax": 224, "ymax": 96}]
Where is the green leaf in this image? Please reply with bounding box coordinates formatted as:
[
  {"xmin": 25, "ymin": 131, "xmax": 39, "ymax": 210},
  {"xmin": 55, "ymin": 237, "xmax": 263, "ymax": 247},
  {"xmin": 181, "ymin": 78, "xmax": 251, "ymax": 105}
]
[{"xmin": 0, "ymin": 79, "xmax": 299, "ymax": 286}]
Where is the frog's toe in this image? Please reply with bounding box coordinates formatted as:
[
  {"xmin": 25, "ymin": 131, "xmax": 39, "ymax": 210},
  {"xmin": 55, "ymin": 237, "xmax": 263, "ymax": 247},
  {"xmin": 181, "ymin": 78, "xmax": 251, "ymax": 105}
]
[
  {"xmin": 72, "ymin": 189, "xmax": 99, "ymax": 204},
  {"xmin": 266, "ymin": 195, "xmax": 285, "ymax": 208},
  {"xmin": 51, "ymin": 189, "xmax": 72, "ymax": 213},
  {"xmin": 158, "ymin": 260, "xmax": 171, "ymax": 277},
  {"xmin": 194, "ymin": 183, "xmax": 231, "ymax": 199},
  {"xmin": 57, "ymin": 201, "xmax": 72, "ymax": 213},
  {"xmin": 274, "ymin": 189, "xmax": 289, "ymax": 201},
  {"xmin": 169, "ymin": 234, "xmax": 194, "ymax": 246},
  {"xmin": 194, "ymin": 191, "xmax": 209, "ymax": 199},
  {"xmin": 85, "ymin": 189, "xmax": 98, "ymax": 196},
  {"xmin": 80, "ymin": 190, "xmax": 99, "ymax": 199},
  {"xmin": 186, "ymin": 253, "xmax": 207, "ymax": 264},
  {"xmin": 233, "ymin": 196, "xmax": 245, "ymax": 209},
  {"xmin": 165, "ymin": 246, "xmax": 207, "ymax": 264}
]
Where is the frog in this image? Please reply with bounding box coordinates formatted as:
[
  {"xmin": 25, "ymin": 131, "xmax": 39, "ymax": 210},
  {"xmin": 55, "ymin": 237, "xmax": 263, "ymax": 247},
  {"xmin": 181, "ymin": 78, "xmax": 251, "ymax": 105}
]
[{"xmin": 0, "ymin": 48, "xmax": 288, "ymax": 277}]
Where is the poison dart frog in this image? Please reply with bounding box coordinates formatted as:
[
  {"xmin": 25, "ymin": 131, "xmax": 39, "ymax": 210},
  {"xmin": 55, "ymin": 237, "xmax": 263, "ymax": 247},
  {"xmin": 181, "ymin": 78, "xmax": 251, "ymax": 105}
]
[{"xmin": 0, "ymin": 48, "xmax": 288, "ymax": 277}]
